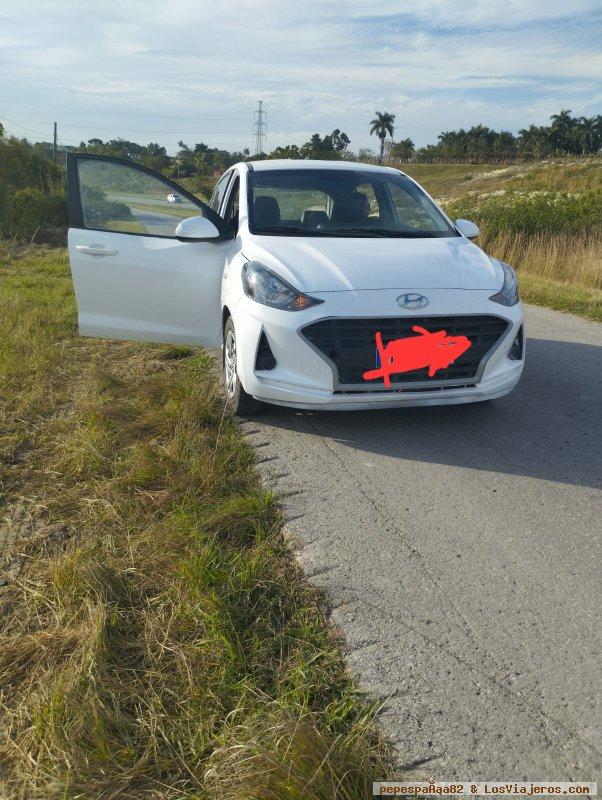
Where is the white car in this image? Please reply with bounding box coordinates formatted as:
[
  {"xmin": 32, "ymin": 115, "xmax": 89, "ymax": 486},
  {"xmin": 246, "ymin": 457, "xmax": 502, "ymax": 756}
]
[
  {"xmin": 67, "ymin": 155, "xmax": 524, "ymax": 415},
  {"xmin": 166, "ymin": 192, "xmax": 182, "ymax": 203}
]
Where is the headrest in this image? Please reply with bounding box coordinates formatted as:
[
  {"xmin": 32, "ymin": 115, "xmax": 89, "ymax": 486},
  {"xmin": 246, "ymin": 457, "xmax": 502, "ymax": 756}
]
[
  {"xmin": 253, "ymin": 195, "xmax": 281, "ymax": 228},
  {"xmin": 301, "ymin": 210, "xmax": 329, "ymax": 227},
  {"xmin": 331, "ymin": 192, "xmax": 368, "ymax": 223}
]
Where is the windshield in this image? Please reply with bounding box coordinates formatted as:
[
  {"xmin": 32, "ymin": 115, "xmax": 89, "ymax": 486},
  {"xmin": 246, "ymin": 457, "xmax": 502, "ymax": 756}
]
[{"xmin": 248, "ymin": 168, "xmax": 457, "ymax": 238}]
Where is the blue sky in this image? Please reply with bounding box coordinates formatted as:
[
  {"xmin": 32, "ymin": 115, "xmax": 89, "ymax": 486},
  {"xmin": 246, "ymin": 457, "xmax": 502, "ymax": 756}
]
[{"xmin": 0, "ymin": 0, "xmax": 600, "ymax": 155}]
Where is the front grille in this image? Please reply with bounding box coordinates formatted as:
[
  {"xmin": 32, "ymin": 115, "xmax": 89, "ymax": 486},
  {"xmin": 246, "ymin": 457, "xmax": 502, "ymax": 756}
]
[{"xmin": 301, "ymin": 315, "xmax": 510, "ymax": 386}]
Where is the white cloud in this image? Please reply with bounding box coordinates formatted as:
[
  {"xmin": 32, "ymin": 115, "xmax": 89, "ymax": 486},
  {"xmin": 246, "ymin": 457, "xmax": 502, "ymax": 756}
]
[{"xmin": 0, "ymin": 0, "xmax": 599, "ymax": 152}]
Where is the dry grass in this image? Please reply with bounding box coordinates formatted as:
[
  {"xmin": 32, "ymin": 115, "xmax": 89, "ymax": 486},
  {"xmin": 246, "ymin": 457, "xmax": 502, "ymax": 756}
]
[
  {"xmin": 403, "ymin": 158, "xmax": 602, "ymax": 199},
  {"xmin": 0, "ymin": 245, "xmax": 392, "ymax": 799},
  {"xmin": 483, "ymin": 230, "xmax": 602, "ymax": 287},
  {"xmin": 479, "ymin": 229, "xmax": 602, "ymax": 321}
]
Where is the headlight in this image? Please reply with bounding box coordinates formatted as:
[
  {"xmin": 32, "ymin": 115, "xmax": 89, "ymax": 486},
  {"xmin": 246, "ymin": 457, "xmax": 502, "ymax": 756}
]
[
  {"xmin": 489, "ymin": 260, "xmax": 519, "ymax": 306},
  {"xmin": 241, "ymin": 261, "xmax": 323, "ymax": 311}
]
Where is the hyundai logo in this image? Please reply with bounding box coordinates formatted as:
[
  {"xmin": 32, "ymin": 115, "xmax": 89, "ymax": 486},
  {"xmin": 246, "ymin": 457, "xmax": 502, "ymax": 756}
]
[{"xmin": 396, "ymin": 293, "xmax": 429, "ymax": 310}]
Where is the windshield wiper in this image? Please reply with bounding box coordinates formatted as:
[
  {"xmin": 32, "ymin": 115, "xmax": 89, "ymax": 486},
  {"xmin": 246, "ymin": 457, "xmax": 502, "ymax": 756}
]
[
  {"xmin": 254, "ymin": 226, "xmax": 444, "ymax": 238},
  {"xmin": 326, "ymin": 228, "xmax": 439, "ymax": 238},
  {"xmin": 254, "ymin": 226, "xmax": 326, "ymax": 236}
]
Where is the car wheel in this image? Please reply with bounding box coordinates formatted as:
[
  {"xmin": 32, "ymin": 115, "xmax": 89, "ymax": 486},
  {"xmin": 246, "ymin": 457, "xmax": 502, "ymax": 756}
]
[{"xmin": 223, "ymin": 317, "xmax": 263, "ymax": 416}]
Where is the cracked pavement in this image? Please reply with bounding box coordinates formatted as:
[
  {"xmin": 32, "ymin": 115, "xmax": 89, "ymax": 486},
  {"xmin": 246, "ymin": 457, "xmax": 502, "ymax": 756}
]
[{"xmin": 241, "ymin": 304, "xmax": 601, "ymax": 779}]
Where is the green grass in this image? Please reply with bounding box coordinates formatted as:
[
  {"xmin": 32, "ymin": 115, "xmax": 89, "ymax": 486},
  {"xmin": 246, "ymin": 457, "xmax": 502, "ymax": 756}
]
[
  {"xmin": 442, "ymin": 190, "xmax": 601, "ymax": 236},
  {"xmin": 129, "ymin": 201, "xmax": 198, "ymax": 217},
  {"xmin": 0, "ymin": 245, "xmax": 391, "ymax": 799},
  {"xmin": 519, "ymin": 272, "xmax": 602, "ymax": 320},
  {"xmin": 468, "ymin": 227, "xmax": 601, "ymax": 322},
  {"xmin": 401, "ymin": 163, "xmax": 485, "ymax": 197},
  {"xmin": 430, "ymin": 167, "xmax": 602, "ymax": 321}
]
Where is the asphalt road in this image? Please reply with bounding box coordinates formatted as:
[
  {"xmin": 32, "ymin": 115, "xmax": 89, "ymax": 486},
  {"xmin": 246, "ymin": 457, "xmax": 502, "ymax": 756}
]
[
  {"xmin": 130, "ymin": 205, "xmax": 179, "ymax": 236},
  {"xmin": 242, "ymin": 304, "xmax": 601, "ymax": 780}
]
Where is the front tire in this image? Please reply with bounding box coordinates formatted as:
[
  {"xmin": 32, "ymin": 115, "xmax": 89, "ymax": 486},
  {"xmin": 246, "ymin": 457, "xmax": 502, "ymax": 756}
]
[{"xmin": 223, "ymin": 317, "xmax": 263, "ymax": 416}]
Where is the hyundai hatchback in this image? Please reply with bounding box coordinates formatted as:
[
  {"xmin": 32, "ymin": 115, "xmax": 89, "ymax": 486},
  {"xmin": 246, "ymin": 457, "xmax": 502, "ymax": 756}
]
[{"xmin": 66, "ymin": 155, "xmax": 524, "ymax": 414}]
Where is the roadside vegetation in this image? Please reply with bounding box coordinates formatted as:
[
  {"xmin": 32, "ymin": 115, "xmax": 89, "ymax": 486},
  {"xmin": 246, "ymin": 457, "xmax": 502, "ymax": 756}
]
[
  {"xmin": 397, "ymin": 160, "xmax": 601, "ymax": 321},
  {"xmin": 0, "ymin": 245, "xmax": 391, "ymax": 798},
  {"xmin": 443, "ymin": 189, "xmax": 600, "ymax": 236},
  {"xmin": 440, "ymin": 189, "xmax": 601, "ymax": 321},
  {"xmin": 477, "ymin": 230, "xmax": 599, "ymax": 320}
]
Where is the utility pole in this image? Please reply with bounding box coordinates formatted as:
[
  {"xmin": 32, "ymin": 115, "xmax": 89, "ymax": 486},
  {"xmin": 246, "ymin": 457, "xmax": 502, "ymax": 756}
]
[
  {"xmin": 253, "ymin": 100, "xmax": 267, "ymax": 156},
  {"xmin": 53, "ymin": 121, "xmax": 57, "ymax": 165}
]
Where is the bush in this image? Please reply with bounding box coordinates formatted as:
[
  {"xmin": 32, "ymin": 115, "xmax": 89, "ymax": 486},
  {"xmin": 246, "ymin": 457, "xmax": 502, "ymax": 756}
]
[
  {"xmin": 0, "ymin": 135, "xmax": 63, "ymax": 195},
  {"xmin": 443, "ymin": 189, "xmax": 602, "ymax": 236},
  {"xmin": 190, "ymin": 173, "xmax": 216, "ymax": 201},
  {"xmin": 0, "ymin": 187, "xmax": 68, "ymax": 243},
  {"xmin": 0, "ymin": 183, "xmax": 6, "ymax": 228},
  {"xmin": 80, "ymin": 185, "xmax": 134, "ymax": 225}
]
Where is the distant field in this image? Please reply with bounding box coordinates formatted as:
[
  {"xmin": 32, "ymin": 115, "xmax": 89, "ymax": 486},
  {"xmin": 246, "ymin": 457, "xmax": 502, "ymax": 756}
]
[{"xmin": 401, "ymin": 157, "xmax": 602, "ymax": 199}]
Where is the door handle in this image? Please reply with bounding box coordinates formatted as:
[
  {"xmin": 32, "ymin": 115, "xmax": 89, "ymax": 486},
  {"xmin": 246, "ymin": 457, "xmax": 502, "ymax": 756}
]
[{"xmin": 75, "ymin": 245, "xmax": 118, "ymax": 256}]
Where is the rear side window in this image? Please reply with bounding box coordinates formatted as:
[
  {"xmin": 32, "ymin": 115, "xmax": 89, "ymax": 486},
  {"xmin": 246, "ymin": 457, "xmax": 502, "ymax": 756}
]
[
  {"xmin": 224, "ymin": 177, "xmax": 240, "ymax": 233},
  {"xmin": 77, "ymin": 159, "xmax": 204, "ymax": 237}
]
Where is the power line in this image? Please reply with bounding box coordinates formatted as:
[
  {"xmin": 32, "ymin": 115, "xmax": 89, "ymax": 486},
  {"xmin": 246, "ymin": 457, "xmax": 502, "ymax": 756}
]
[
  {"xmin": 0, "ymin": 115, "xmax": 49, "ymax": 138},
  {"xmin": 0, "ymin": 115, "xmax": 257, "ymax": 147}
]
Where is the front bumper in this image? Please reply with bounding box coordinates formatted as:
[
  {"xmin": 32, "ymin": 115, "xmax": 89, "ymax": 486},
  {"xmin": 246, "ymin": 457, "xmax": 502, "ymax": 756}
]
[{"xmin": 232, "ymin": 288, "xmax": 524, "ymax": 410}]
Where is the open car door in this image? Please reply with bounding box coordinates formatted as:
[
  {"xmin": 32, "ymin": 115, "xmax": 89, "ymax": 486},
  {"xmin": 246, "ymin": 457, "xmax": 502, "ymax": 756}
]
[{"xmin": 66, "ymin": 153, "xmax": 233, "ymax": 346}]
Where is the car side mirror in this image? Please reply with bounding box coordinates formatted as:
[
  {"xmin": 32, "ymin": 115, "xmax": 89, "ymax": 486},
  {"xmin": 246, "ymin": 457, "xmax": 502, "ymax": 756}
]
[
  {"xmin": 175, "ymin": 215, "xmax": 220, "ymax": 241},
  {"xmin": 455, "ymin": 218, "xmax": 480, "ymax": 239}
]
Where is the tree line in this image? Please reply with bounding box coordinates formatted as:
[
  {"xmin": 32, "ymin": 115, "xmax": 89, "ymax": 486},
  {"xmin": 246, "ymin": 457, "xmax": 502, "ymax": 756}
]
[
  {"xmin": 0, "ymin": 108, "xmax": 599, "ymax": 244},
  {"xmin": 0, "ymin": 107, "xmax": 600, "ymax": 201},
  {"xmin": 387, "ymin": 109, "xmax": 602, "ymax": 163}
]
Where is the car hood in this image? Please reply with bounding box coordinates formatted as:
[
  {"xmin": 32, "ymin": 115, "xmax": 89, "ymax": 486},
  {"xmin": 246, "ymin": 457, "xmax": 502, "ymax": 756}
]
[{"xmin": 244, "ymin": 234, "xmax": 502, "ymax": 292}]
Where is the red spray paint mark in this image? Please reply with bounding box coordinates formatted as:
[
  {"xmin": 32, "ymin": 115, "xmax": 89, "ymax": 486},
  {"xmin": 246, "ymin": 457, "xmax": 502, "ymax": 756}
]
[{"xmin": 362, "ymin": 326, "xmax": 472, "ymax": 387}]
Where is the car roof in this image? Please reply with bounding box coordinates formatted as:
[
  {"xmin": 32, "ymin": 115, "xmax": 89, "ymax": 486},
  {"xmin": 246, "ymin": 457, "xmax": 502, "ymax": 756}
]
[{"xmin": 239, "ymin": 159, "xmax": 404, "ymax": 175}]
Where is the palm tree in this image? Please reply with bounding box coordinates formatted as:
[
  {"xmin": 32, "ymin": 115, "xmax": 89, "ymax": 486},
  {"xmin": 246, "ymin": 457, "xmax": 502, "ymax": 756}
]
[
  {"xmin": 194, "ymin": 152, "xmax": 207, "ymax": 177},
  {"xmin": 575, "ymin": 116, "xmax": 599, "ymax": 155},
  {"xmin": 369, "ymin": 111, "xmax": 395, "ymax": 163},
  {"xmin": 518, "ymin": 125, "xmax": 551, "ymax": 159},
  {"xmin": 390, "ymin": 137, "xmax": 415, "ymax": 161},
  {"xmin": 549, "ymin": 108, "xmax": 576, "ymax": 154}
]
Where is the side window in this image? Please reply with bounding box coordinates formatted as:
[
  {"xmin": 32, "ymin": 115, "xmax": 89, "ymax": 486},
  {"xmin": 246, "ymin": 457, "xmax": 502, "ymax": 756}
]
[
  {"xmin": 78, "ymin": 160, "xmax": 204, "ymax": 237},
  {"xmin": 209, "ymin": 172, "xmax": 232, "ymax": 214},
  {"xmin": 386, "ymin": 182, "xmax": 439, "ymax": 231},
  {"xmin": 224, "ymin": 177, "xmax": 240, "ymax": 234}
]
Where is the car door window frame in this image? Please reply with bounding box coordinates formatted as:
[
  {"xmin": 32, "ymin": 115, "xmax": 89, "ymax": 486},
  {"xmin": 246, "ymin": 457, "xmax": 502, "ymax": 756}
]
[
  {"xmin": 222, "ymin": 174, "xmax": 240, "ymax": 234},
  {"xmin": 210, "ymin": 169, "xmax": 234, "ymax": 217},
  {"xmin": 67, "ymin": 153, "xmax": 232, "ymax": 240}
]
